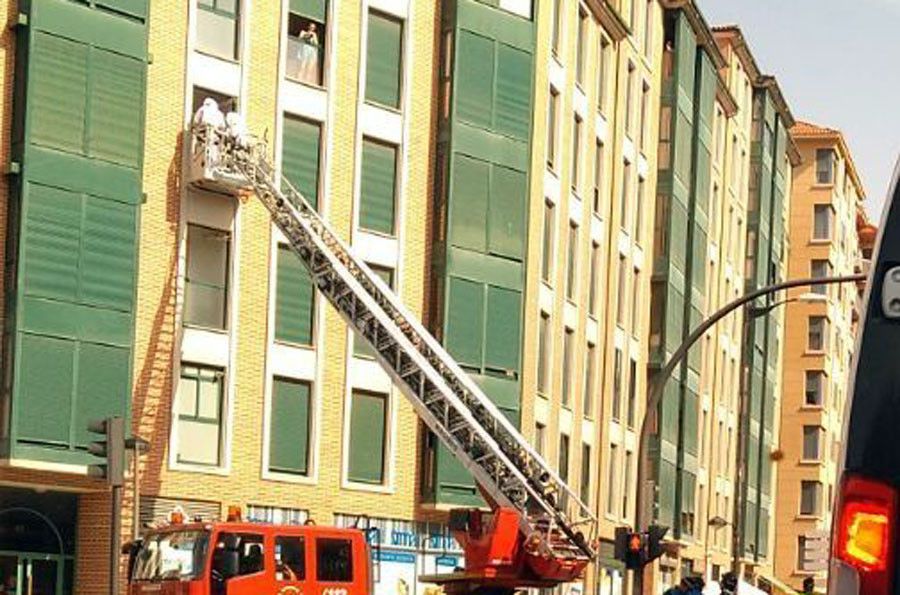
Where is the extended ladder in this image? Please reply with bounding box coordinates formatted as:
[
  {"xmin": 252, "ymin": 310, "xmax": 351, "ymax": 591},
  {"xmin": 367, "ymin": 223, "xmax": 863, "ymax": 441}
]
[{"xmin": 188, "ymin": 125, "xmax": 597, "ymax": 563}]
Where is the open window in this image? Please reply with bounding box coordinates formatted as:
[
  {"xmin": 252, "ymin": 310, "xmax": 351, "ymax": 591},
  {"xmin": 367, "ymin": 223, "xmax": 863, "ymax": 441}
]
[{"xmin": 286, "ymin": 0, "xmax": 328, "ymax": 86}]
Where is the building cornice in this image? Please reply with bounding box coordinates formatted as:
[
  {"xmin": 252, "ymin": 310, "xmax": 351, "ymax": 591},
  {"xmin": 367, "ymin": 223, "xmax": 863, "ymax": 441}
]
[
  {"xmin": 659, "ymin": 0, "xmax": 726, "ymax": 70},
  {"xmin": 757, "ymin": 75, "xmax": 796, "ymax": 130},
  {"xmin": 712, "ymin": 26, "xmax": 763, "ymax": 82},
  {"xmin": 585, "ymin": 0, "xmax": 630, "ymax": 42}
]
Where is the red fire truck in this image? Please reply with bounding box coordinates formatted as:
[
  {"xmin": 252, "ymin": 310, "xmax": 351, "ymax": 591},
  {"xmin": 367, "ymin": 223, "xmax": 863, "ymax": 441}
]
[
  {"xmin": 125, "ymin": 123, "xmax": 600, "ymax": 595},
  {"xmin": 126, "ymin": 515, "xmax": 370, "ymax": 595}
]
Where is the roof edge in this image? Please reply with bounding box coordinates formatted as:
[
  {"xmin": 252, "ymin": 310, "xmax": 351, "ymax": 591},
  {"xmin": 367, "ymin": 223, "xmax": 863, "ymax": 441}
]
[
  {"xmin": 659, "ymin": 0, "xmax": 726, "ymax": 70},
  {"xmin": 585, "ymin": 0, "xmax": 631, "ymax": 41}
]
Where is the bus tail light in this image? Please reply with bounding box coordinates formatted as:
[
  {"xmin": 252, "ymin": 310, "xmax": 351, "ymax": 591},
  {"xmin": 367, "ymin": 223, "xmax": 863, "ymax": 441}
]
[{"xmin": 830, "ymin": 474, "xmax": 897, "ymax": 595}]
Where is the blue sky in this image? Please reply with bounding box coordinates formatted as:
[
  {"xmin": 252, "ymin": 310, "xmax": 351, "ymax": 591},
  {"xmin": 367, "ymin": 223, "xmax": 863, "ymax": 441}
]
[{"xmin": 696, "ymin": 0, "xmax": 900, "ymax": 220}]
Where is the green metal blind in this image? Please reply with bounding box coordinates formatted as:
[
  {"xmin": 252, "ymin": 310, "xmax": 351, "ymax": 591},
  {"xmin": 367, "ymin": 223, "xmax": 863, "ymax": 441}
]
[
  {"xmin": 359, "ymin": 138, "xmax": 397, "ymax": 234},
  {"xmin": 495, "ymin": 44, "xmax": 531, "ymax": 140},
  {"xmin": 275, "ymin": 244, "xmax": 315, "ymax": 345},
  {"xmin": 24, "ymin": 184, "xmax": 137, "ymax": 311},
  {"xmin": 445, "ymin": 277, "xmax": 484, "ymax": 370},
  {"xmin": 365, "ymin": 11, "xmax": 402, "ymax": 108},
  {"xmin": 17, "ymin": 335, "xmax": 74, "ymax": 444},
  {"xmin": 290, "ymin": 0, "xmax": 326, "ymax": 22},
  {"xmin": 348, "ymin": 390, "xmax": 387, "ymax": 483},
  {"xmin": 488, "ymin": 165, "xmax": 525, "ymax": 260},
  {"xmin": 456, "ymin": 31, "xmax": 493, "ymax": 129},
  {"xmin": 282, "ymin": 116, "xmax": 322, "ymax": 211},
  {"xmin": 269, "ymin": 377, "xmax": 312, "ymax": 475},
  {"xmin": 450, "ymin": 155, "xmax": 489, "ymax": 252},
  {"xmin": 354, "ymin": 266, "xmax": 394, "ymax": 358},
  {"xmin": 29, "ymin": 33, "xmax": 144, "ymax": 167},
  {"xmin": 484, "ymin": 286, "xmax": 520, "ymax": 376}
]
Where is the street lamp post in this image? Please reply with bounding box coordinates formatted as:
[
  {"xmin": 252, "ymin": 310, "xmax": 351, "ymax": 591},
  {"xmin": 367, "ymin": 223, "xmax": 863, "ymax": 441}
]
[{"xmin": 631, "ymin": 273, "xmax": 864, "ymax": 594}]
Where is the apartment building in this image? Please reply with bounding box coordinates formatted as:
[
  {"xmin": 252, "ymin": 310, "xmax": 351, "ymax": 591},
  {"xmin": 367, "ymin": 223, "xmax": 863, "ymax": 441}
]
[
  {"xmin": 644, "ymin": 7, "xmax": 798, "ymax": 589},
  {"xmin": 522, "ymin": 0, "xmax": 663, "ymax": 593},
  {"xmin": 775, "ymin": 121, "xmax": 865, "ymax": 592},
  {"xmin": 0, "ymin": 0, "xmax": 455, "ymax": 592}
]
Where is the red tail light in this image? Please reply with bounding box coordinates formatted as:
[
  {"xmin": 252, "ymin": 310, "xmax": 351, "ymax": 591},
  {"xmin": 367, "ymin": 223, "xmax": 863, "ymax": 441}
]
[{"xmin": 832, "ymin": 475, "xmax": 897, "ymax": 595}]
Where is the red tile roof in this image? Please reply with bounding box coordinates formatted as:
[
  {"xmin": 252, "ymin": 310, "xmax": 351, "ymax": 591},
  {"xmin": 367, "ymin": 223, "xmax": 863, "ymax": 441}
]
[{"xmin": 791, "ymin": 120, "xmax": 841, "ymax": 137}]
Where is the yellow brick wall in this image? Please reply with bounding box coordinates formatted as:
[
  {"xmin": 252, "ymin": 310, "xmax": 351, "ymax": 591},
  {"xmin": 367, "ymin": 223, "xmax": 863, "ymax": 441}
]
[{"xmin": 134, "ymin": 0, "xmax": 439, "ymax": 529}]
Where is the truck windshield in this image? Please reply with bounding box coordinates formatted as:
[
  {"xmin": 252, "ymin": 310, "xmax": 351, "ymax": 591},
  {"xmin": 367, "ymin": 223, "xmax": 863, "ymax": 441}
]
[{"xmin": 132, "ymin": 530, "xmax": 210, "ymax": 581}]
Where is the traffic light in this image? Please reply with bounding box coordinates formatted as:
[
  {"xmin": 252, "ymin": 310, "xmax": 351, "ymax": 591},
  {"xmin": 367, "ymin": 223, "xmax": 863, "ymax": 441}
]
[
  {"xmin": 87, "ymin": 416, "xmax": 126, "ymax": 487},
  {"xmin": 646, "ymin": 524, "xmax": 669, "ymax": 564},
  {"xmin": 614, "ymin": 527, "xmax": 645, "ymax": 570},
  {"xmin": 614, "ymin": 525, "xmax": 669, "ymax": 570}
]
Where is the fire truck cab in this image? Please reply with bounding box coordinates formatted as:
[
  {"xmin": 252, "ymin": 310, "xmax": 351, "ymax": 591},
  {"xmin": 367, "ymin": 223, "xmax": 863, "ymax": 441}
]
[{"xmin": 126, "ymin": 519, "xmax": 371, "ymax": 595}]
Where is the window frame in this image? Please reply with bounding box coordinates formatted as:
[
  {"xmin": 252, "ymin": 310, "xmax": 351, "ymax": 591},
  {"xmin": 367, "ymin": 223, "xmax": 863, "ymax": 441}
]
[
  {"xmin": 184, "ymin": 223, "xmax": 231, "ymax": 331},
  {"xmin": 565, "ymin": 222, "xmax": 579, "ymax": 301},
  {"xmin": 799, "ymin": 480, "xmax": 822, "ymax": 517},
  {"xmin": 812, "ymin": 204, "xmax": 833, "ymax": 241},
  {"xmin": 196, "ymin": 0, "xmax": 242, "ymax": 61},
  {"xmin": 175, "ymin": 363, "xmax": 226, "ymax": 468},
  {"xmin": 815, "ymin": 148, "xmax": 835, "ymax": 185},
  {"xmin": 363, "ymin": 9, "xmax": 405, "ymax": 110}
]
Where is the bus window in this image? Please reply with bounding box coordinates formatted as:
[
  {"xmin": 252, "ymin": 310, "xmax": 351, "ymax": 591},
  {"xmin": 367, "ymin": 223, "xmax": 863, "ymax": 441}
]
[
  {"xmin": 275, "ymin": 536, "xmax": 305, "ymax": 581},
  {"xmin": 316, "ymin": 538, "xmax": 353, "ymax": 582}
]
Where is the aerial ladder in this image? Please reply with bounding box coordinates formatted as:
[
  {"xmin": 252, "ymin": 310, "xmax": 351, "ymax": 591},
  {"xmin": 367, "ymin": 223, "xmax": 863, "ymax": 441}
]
[{"xmin": 188, "ymin": 123, "xmax": 598, "ymax": 594}]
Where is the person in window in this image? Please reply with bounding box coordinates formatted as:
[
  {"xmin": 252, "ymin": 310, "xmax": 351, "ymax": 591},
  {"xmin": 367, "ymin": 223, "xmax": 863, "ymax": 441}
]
[{"xmin": 297, "ymin": 22, "xmax": 320, "ymax": 84}]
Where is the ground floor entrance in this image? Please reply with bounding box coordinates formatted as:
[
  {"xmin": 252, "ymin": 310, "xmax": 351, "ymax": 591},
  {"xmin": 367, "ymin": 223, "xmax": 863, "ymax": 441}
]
[
  {"xmin": 0, "ymin": 552, "xmax": 73, "ymax": 595},
  {"xmin": 0, "ymin": 489, "xmax": 77, "ymax": 595}
]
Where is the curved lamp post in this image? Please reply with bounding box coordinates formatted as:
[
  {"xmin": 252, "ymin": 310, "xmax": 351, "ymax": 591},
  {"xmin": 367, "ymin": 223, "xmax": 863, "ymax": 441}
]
[{"xmin": 632, "ymin": 273, "xmax": 865, "ymax": 592}]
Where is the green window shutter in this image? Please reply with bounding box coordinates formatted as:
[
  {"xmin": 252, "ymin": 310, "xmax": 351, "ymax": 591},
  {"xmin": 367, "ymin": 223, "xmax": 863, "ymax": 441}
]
[
  {"xmin": 282, "ymin": 116, "xmax": 322, "ymax": 211},
  {"xmin": 365, "ymin": 11, "xmax": 402, "ymax": 108},
  {"xmin": 88, "ymin": 48, "xmax": 144, "ymax": 167},
  {"xmin": 484, "ymin": 286, "xmax": 520, "ymax": 376},
  {"xmin": 275, "ymin": 245, "xmax": 315, "ymax": 345},
  {"xmin": 495, "ymin": 44, "xmax": 531, "ymax": 140},
  {"xmin": 16, "ymin": 334, "xmax": 75, "ymax": 445},
  {"xmin": 348, "ymin": 390, "xmax": 387, "ymax": 483},
  {"xmin": 269, "ymin": 377, "xmax": 312, "ymax": 475},
  {"xmin": 290, "ymin": 0, "xmax": 326, "ymax": 22},
  {"xmin": 449, "ymin": 155, "xmax": 488, "ymax": 252},
  {"xmin": 29, "ymin": 32, "xmax": 88, "ymax": 153},
  {"xmin": 74, "ymin": 342, "xmax": 130, "ymax": 447},
  {"xmin": 682, "ymin": 389, "xmax": 698, "ymax": 456},
  {"xmin": 82, "ymin": 196, "xmax": 137, "ymax": 312},
  {"xmin": 445, "ymin": 276, "xmax": 484, "ymax": 370},
  {"xmin": 455, "ymin": 31, "xmax": 494, "ymax": 129},
  {"xmin": 359, "ymin": 138, "xmax": 397, "ymax": 235},
  {"xmin": 488, "ymin": 165, "xmax": 526, "ymax": 260},
  {"xmin": 22, "ymin": 184, "xmax": 81, "ymax": 302},
  {"xmin": 354, "ymin": 266, "xmax": 394, "ymax": 358}
]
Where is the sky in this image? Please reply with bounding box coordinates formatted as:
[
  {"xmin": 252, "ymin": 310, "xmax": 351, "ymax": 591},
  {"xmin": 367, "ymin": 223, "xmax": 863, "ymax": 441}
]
[{"xmin": 696, "ymin": 0, "xmax": 900, "ymax": 221}]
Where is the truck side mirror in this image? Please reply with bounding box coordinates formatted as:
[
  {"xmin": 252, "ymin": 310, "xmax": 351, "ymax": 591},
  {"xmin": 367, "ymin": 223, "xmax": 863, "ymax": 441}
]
[{"xmin": 213, "ymin": 548, "xmax": 240, "ymax": 579}]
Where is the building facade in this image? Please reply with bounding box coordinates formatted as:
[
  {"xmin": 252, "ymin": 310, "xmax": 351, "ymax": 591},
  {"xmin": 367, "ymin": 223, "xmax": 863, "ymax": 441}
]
[
  {"xmin": 774, "ymin": 121, "xmax": 865, "ymax": 592},
  {"xmin": 523, "ymin": 0, "xmax": 663, "ymax": 593},
  {"xmin": 0, "ymin": 1, "xmax": 846, "ymax": 595},
  {"xmin": 645, "ymin": 8, "xmax": 798, "ymax": 589}
]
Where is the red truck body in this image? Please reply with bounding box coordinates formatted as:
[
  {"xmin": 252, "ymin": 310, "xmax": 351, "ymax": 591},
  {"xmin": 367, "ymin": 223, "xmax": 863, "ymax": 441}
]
[{"xmin": 127, "ymin": 521, "xmax": 371, "ymax": 595}]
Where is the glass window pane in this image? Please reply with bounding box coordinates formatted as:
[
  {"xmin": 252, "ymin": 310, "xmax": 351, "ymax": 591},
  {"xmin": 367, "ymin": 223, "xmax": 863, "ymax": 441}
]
[
  {"xmin": 178, "ymin": 419, "xmax": 221, "ymax": 465},
  {"xmin": 196, "ymin": 8, "xmax": 238, "ymax": 60},
  {"xmin": 275, "ymin": 536, "xmax": 306, "ymax": 581},
  {"xmin": 197, "ymin": 373, "xmax": 221, "ymax": 420},
  {"xmin": 184, "ymin": 283, "xmax": 226, "ymax": 329},
  {"xmin": 316, "ymin": 539, "xmax": 353, "ymax": 582},
  {"xmin": 187, "ymin": 226, "xmax": 229, "ymax": 286},
  {"xmin": 178, "ymin": 376, "xmax": 198, "ymax": 417}
]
